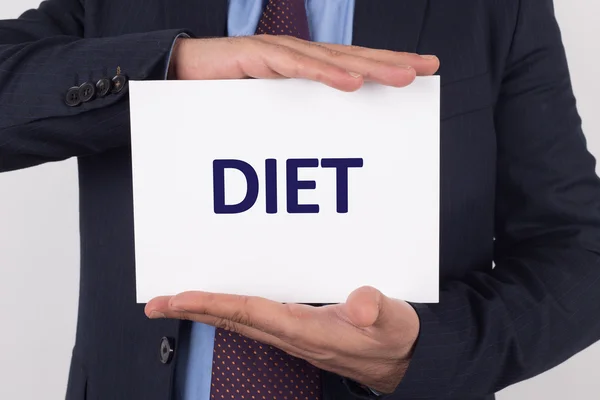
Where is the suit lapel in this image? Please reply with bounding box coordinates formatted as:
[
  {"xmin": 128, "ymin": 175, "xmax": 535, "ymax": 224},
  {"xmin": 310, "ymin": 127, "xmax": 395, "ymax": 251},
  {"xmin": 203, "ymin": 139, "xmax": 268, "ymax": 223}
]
[
  {"xmin": 352, "ymin": 0, "xmax": 429, "ymax": 53},
  {"xmin": 164, "ymin": 0, "xmax": 228, "ymax": 37}
]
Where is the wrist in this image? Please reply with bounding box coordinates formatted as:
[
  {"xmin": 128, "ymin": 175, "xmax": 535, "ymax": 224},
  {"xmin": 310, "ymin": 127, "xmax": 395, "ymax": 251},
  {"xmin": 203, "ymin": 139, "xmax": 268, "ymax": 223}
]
[{"xmin": 167, "ymin": 37, "xmax": 190, "ymax": 80}]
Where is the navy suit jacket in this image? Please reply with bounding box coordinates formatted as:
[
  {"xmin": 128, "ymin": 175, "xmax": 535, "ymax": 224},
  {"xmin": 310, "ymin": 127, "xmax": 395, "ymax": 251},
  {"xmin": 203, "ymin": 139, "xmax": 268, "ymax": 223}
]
[{"xmin": 1, "ymin": 1, "xmax": 600, "ymax": 399}]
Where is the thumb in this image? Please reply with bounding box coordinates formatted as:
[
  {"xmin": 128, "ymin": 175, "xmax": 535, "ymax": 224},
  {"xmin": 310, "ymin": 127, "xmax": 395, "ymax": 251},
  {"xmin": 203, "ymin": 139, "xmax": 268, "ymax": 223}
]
[{"xmin": 341, "ymin": 286, "xmax": 392, "ymax": 328}]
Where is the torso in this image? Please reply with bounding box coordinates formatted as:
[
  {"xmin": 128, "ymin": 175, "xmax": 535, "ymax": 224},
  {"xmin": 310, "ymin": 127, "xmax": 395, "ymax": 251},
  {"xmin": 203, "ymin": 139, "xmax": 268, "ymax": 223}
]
[{"xmin": 70, "ymin": 1, "xmax": 515, "ymax": 398}]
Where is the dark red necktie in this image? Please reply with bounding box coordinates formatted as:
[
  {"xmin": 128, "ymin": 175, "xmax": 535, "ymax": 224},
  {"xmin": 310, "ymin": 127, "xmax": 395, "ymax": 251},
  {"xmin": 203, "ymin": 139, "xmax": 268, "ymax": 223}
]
[
  {"xmin": 255, "ymin": 0, "xmax": 311, "ymax": 40},
  {"xmin": 209, "ymin": 330, "xmax": 322, "ymax": 400},
  {"xmin": 209, "ymin": 2, "xmax": 321, "ymax": 399}
]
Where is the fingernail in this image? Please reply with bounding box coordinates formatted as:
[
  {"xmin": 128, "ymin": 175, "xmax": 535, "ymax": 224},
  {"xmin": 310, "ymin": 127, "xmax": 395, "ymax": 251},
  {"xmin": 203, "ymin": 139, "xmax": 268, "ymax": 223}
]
[
  {"xmin": 348, "ymin": 71, "xmax": 362, "ymax": 78},
  {"xmin": 397, "ymin": 65, "xmax": 414, "ymax": 70},
  {"xmin": 149, "ymin": 311, "xmax": 166, "ymax": 319},
  {"xmin": 420, "ymin": 55, "xmax": 437, "ymax": 60}
]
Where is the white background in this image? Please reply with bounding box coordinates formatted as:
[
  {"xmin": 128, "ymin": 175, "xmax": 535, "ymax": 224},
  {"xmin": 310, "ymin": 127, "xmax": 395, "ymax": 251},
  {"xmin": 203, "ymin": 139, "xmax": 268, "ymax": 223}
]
[{"xmin": 0, "ymin": 1, "xmax": 598, "ymax": 399}]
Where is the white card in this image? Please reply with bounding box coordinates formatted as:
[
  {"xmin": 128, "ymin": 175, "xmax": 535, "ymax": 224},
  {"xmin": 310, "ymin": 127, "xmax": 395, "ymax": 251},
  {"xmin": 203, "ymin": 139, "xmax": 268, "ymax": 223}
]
[{"xmin": 129, "ymin": 77, "xmax": 440, "ymax": 304}]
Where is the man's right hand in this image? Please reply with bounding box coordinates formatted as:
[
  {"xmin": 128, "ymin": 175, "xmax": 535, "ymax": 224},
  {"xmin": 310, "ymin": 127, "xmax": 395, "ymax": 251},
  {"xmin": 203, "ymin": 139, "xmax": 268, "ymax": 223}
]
[{"xmin": 168, "ymin": 35, "xmax": 439, "ymax": 91}]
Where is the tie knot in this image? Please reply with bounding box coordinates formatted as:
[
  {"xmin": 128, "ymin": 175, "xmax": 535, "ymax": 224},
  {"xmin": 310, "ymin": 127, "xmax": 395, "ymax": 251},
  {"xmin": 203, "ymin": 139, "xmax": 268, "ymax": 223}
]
[{"xmin": 256, "ymin": 0, "xmax": 311, "ymax": 41}]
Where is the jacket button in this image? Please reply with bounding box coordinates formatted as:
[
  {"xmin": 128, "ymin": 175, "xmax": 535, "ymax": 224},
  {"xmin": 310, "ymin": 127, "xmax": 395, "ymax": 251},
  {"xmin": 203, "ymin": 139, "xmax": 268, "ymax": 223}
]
[
  {"xmin": 159, "ymin": 337, "xmax": 174, "ymax": 364},
  {"xmin": 78, "ymin": 82, "xmax": 96, "ymax": 103},
  {"xmin": 111, "ymin": 74, "xmax": 127, "ymax": 94},
  {"xmin": 96, "ymin": 78, "xmax": 111, "ymax": 97},
  {"xmin": 65, "ymin": 86, "xmax": 81, "ymax": 107}
]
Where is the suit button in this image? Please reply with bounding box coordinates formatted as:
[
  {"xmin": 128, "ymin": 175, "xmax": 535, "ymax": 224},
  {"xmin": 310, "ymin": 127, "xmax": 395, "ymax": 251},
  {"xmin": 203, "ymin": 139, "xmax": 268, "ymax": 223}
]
[
  {"xmin": 65, "ymin": 86, "xmax": 81, "ymax": 107},
  {"xmin": 96, "ymin": 78, "xmax": 111, "ymax": 97},
  {"xmin": 78, "ymin": 82, "xmax": 95, "ymax": 103},
  {"xmin": 111, "ymin": 74, "xmax": 127, "ymax": 94},
  {"xmin": 159, "ymin": 337, "xmax": 174, "ymax": 364}
]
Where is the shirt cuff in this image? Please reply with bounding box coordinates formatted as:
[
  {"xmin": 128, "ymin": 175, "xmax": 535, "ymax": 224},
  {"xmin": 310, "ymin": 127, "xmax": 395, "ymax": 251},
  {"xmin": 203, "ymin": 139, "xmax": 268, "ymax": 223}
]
[
  {"xmin": 341, "ymin": 378, "xmax": 386, "ymax": 399},
  {"xmin": 164, "ymin": 32, "xmax": 192, "ymax": 80}
]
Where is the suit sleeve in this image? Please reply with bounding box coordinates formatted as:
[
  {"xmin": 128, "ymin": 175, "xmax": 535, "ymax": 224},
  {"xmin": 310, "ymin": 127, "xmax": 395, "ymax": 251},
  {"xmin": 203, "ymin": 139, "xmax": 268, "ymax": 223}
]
[
  {"xmin": 0, "ymin": 0, "xmax": 189, "ymax": 172},
  {"xmin": 388, "ymin": 0, "xmax": 600, "ymax": 398}
]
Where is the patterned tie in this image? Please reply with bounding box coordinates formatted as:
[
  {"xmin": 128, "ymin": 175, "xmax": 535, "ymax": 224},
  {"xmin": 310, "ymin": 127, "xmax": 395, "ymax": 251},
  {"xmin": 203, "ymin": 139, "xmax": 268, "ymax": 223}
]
[
  {"xmin": 210, "ymin": 4, "xmax": 320, "ymax": 399},
  {"xmin": 209, "ymin": 330, "xmax": 322, "ymax": 400},
  {"xmin": 255, "ymin": 0, "xmax": 311, "ymax": 40}
]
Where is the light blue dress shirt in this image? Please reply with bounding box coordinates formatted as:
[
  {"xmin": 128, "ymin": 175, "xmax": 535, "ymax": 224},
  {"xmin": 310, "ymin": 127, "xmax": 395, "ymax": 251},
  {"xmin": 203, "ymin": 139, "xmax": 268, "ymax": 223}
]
[{"xmin": 175, "ymin": 1, "xmax": 355, "ymax": 399}]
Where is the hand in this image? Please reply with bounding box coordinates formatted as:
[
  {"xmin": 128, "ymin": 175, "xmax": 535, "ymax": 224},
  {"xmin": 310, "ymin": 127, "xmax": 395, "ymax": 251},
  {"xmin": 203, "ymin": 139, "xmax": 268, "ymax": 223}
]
[
  {"xmin": 145, "ymin": 286, "xmax": 420, "ymax": 394},
  {"xmin": 169, "ymin": 35, "xmax": 439, "ymax": 91}
]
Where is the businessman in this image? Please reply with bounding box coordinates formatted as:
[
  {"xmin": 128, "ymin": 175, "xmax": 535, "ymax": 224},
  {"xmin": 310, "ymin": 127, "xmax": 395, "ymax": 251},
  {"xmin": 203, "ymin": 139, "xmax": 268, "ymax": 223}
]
[{"xmin": 1, "ymin": 0, "xmax": 600, "ymax": 399}]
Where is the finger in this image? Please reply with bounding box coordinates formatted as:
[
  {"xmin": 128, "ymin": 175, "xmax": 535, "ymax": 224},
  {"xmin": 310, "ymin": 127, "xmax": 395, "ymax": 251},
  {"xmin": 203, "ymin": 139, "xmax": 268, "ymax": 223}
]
[
  {"xmin": 167, "ymin": 291, "xmax": 320, "ymax": 340},
  {"xmin": 338, "ymin": 286, "xmax": 382, "ymax": 328},
  {"xmin": 256, "ymin": 34, "xmax": 439, "ymax": 77},
  {"xmin": 342, "ymin": 286, "xmax": 418, "ymax": 332},
  {"xmin": 146, "ymin": 295, "xmax": 276, "ymax": 339},
  {"xmin": 249, "ymin": 39, "xmax": 365, "ymax": 92},
  {"xmin": 151, "ymin": 308, "xmax": 328, "ymax": 362},
  {"xmin": 148, "ymin": 292, "xmax": 345, "ymax": 351},
  {"xmin": 146, "ymin": 292, "xmax": 274, "ymax": 329},
  {"xmin": 147, "ymin": 292, "xmax": 380, "ymax": 359},
  {"xmin": 317, "ymin": 42, "xmax": 440, "ymax": 76},
  {"xmin": 254, "ymin": 34, "xmax": 416, "ymax": 87},
  {"xmin": 145, "ymin": 295, "xmax": 173, "ymax": 318},
  {"xmin": 164, "ymin": 309, "xmax": 291, "ymax": 349}
]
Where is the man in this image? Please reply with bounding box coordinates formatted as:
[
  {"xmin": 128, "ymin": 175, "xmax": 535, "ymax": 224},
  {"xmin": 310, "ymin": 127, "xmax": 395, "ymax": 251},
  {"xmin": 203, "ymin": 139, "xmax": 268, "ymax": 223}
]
[{"xmin": 1, "ymin": 0, "xmax": 599, "ymax": 399}]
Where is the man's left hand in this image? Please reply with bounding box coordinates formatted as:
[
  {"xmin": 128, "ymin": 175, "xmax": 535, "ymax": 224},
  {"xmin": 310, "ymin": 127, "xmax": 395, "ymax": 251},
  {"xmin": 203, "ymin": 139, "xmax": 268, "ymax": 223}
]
[{"xmin": 145, "ymin": 286, "xmax": 419, "ymax": 394}]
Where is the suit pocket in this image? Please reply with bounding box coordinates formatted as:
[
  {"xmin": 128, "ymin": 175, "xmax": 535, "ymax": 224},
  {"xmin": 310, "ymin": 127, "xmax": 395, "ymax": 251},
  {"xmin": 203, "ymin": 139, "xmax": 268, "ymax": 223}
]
[
  {"xmin": 65, "ymin": 357, "xmax": 88, "ymax": 400},
  {"xmin": 440, "ymin": 72, "xmax": 493, "ymax": 121}
]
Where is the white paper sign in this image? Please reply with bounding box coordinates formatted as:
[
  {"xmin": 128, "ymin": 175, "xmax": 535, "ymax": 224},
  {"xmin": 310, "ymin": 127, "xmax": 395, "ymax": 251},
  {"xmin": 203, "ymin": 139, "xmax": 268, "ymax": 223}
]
[{"xmin": 129, "ymin": 77, "xmax": 440, "ymax": 304}]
